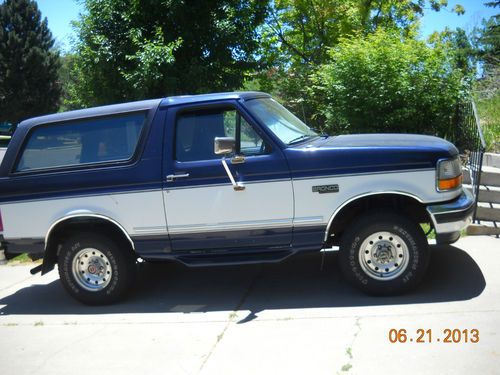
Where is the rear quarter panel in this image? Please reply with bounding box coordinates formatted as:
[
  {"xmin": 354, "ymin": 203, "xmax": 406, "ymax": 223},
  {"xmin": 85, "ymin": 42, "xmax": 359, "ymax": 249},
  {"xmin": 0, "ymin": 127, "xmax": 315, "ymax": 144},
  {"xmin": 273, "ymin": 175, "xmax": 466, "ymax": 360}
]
[{"xmin": 0, "ymin": 102, "xmax": 166, "ymax": 243}]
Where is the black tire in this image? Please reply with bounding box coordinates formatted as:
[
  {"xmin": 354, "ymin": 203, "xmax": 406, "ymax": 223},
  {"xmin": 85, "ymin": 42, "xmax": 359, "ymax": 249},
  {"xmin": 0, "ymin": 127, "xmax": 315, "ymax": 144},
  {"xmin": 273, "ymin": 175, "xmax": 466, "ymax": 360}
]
[
  {"xmin": 58, "ymin": 232, "xmax": 136, "ymax": 305},
  {"xmin": 338, "ymin": 212, "xmax": 429, "ymax": 295}
]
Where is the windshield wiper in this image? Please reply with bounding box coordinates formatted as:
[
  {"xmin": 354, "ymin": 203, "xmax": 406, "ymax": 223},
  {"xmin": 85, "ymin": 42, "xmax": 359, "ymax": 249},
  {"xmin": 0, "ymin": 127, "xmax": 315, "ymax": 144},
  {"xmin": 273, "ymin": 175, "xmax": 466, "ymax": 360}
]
[{"xmin": 287, "ymin": 135, "xmax": 314, "ymax": 145}]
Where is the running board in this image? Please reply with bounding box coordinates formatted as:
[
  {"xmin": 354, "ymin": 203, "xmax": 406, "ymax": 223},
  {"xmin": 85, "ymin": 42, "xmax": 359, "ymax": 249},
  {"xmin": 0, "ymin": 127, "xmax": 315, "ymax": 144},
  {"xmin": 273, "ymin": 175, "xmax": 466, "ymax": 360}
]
[{"xmin": 176, "ymin": 250, "xmax": 294, "ymax": 267}]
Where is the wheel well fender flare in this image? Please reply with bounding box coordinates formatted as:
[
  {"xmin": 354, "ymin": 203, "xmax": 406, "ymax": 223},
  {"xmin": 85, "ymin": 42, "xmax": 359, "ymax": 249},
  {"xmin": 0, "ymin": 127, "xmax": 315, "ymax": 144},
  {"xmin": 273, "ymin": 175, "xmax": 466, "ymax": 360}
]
[
  {"xmin": 44, "ymin": 213, "xmax": 134, "ymax": 250},
  {"xmin": 324, "ymin": 191, "xmax": 425, "ymax": 242},
  {"xmin": 40, "ymin": 213, "xmax": 134, "ymax": 275}
]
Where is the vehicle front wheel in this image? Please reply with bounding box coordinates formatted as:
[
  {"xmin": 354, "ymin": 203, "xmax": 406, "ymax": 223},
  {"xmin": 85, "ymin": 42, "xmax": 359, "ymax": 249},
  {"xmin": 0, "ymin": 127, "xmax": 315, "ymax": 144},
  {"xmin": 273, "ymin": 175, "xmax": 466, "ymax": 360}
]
[
  {"xmin": 338, "ymin": 212, "xmax": 429, "ymax": 295},
  {"xmin": 58, "ymin": 233, "xmax": 136, "ymax": 305}
]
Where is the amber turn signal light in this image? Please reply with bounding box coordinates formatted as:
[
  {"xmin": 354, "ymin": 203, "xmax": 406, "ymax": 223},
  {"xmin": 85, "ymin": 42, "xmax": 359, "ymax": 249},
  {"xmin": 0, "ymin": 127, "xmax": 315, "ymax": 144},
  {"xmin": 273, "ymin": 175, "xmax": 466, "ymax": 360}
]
[{"xmin": 438, "ymin": 174, "xmax": 462, "ymax": 191}]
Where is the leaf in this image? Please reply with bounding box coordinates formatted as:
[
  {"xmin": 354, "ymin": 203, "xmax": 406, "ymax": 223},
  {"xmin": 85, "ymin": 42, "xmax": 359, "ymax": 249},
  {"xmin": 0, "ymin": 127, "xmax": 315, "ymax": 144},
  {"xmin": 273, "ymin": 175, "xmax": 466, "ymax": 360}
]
[{"xmin": 452, "ymin": 4, "xmax": 465, "ymax": 16}]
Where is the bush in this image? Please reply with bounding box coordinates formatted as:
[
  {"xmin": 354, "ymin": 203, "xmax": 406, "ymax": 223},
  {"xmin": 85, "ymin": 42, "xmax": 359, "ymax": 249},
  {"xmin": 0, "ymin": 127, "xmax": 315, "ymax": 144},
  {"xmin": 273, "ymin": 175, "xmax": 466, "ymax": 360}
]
[
  {"xmin": 476, "ymin": 92, "xmax": 500, "ymax": 152},
  {"xmin": 311, "ymin": 30, "xmax": 469, "ymax": 137}
]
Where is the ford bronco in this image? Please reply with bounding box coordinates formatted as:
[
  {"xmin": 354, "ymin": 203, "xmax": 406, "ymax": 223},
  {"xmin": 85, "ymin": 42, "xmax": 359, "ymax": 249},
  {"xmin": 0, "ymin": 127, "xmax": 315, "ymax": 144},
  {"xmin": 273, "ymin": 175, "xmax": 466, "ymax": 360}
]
[{"xmin": 0, "ymin": 92, "xmax": 474, "ymax": 304}]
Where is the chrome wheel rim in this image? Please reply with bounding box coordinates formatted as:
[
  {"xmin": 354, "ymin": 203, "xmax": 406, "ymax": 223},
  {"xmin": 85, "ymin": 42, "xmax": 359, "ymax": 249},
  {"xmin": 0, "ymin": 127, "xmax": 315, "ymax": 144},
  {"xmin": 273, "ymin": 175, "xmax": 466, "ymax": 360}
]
[
  {"xmin": 358, "ymin": 231, "xmax": 409, "ymax": 281},
  {"xmin": 72, "ymin": 248, "xmax": 112, "ymax": 291}
]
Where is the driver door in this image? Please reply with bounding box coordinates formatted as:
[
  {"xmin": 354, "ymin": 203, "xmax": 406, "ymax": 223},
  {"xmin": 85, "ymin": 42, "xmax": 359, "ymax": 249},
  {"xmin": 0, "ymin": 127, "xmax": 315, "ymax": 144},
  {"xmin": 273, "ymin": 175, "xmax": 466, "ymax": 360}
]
[{"xmin": 163, "ymin": 101, "xmax": 293, "ymax": 252}]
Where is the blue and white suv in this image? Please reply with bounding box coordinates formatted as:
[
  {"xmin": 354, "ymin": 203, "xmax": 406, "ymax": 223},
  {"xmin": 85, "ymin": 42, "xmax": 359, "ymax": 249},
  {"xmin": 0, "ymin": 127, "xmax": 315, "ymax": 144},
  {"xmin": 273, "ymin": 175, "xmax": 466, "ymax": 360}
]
[{"xmin": 0, "ymin": 92, "xmax": 474, "ymax": 304}]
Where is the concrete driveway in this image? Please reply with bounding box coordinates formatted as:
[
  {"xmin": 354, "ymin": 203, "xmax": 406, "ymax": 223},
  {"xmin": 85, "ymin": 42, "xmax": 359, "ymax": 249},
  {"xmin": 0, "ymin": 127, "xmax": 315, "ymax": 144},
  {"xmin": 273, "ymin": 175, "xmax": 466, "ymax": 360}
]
[{"xmin": 0, "ymin": 236, "xmax": 499, "ymax": 375}]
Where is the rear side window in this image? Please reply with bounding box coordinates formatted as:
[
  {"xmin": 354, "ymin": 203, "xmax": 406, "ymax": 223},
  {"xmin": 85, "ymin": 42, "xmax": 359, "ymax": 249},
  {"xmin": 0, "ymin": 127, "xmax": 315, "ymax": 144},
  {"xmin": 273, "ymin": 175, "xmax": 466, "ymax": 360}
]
[{"xmin": 16, "ymin": 113, "xmax": 146, "ymax": 172}]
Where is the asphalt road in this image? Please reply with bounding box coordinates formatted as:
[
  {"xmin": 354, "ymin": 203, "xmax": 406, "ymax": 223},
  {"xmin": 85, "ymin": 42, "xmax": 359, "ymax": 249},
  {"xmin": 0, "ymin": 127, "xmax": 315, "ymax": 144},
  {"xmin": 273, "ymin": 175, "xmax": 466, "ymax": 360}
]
[{"xmin": 0, "ymin": 236, "xmax": 499, "ymax": 375}]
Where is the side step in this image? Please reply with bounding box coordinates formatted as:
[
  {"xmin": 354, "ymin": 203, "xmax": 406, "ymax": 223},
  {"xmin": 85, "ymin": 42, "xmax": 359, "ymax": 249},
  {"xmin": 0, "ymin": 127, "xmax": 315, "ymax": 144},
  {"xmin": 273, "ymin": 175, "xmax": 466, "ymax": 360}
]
[{"xmin": 177, "ymin": 250, "xmax": 294, "ymax": 267}]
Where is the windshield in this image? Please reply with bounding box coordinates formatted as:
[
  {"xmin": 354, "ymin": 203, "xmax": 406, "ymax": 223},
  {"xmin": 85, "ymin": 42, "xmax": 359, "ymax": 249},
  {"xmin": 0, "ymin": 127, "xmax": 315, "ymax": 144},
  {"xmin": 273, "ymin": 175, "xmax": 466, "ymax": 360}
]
[{"xmin": 245, "ymin": 98, "xmax": 317, "ymax": 145}]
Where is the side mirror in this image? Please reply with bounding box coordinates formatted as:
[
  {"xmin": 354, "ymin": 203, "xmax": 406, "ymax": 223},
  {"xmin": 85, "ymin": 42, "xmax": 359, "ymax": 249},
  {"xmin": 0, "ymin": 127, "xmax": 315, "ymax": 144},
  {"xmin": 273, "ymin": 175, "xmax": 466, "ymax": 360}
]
[{"xmin": 214, "ymin": 137, "xmax": 235, "ymax": 155}]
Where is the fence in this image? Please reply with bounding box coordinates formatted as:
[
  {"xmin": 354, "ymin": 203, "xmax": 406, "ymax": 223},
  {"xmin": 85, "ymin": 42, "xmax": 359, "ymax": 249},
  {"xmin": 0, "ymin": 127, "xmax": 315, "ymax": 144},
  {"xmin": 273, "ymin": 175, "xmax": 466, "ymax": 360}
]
[{"xmin": 452, "ymin": 100, "xmax": 486, "ymax": 221}]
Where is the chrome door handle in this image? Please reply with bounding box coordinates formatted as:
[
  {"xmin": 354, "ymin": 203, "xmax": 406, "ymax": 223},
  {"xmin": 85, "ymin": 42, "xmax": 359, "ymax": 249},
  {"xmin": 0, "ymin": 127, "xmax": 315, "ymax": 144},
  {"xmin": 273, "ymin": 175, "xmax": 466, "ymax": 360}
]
[
  {"xmin": 166, "ymin": 173, "xmax": 190, "ymax": 182},
  {"xmin": 231, "ymin": 155, "xmax": 245, "ymax": 164}
]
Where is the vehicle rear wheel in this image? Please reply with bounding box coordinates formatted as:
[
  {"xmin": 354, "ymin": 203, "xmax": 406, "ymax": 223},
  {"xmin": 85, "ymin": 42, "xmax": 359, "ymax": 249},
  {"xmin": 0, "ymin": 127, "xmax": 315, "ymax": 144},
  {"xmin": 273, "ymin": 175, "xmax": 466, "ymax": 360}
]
[
  {"xmin": 58, "ymin": 233, "xmax": 136, "ymax": 305},
  {"xmin": 338, "ymin": 212, "xmax": 429, "ymax": 295}
]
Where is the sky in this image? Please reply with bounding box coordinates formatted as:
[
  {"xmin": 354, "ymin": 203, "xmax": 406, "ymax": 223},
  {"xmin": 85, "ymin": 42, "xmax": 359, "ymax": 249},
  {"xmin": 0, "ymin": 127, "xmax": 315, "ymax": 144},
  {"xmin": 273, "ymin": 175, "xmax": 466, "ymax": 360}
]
[
  {"xmin": 420, "ymin": 0, "xmax": 498, "ymax": 37},
  {"xmin": 36, "ymin": 0, "xmax": 83, "ymax": 51},
  {"xmin": 34, "ymin": 0, "xmax": 499, "ymax": 52}
]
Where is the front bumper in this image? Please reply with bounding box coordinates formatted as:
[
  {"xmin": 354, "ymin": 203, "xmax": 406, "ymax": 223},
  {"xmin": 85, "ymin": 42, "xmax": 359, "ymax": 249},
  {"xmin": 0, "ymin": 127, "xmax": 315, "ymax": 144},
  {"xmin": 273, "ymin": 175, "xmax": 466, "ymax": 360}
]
[{"xmin": 426, "ymin": 189, "xmax": 475, "ymax": 244}]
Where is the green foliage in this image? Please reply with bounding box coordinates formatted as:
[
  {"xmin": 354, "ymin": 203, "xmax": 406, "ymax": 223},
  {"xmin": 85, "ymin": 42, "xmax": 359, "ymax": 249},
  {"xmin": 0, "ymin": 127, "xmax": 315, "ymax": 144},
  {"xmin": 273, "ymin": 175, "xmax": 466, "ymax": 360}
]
[
  {"xmin": 478, "ymin": 93, "xmax": 500, "ymax": 152},
  {"xmin": 58, "ymin": 54, "xmax": 78, "ymax": 112},
  {"xmin": 311, "ymin": 30, "xmax": 468, "ymax": 137},
  {"xmin": 485, "ymin": 1, "xmax": 500, "ymax": 7},
  {"xmin": 452, "ymin": 4, "xmax": 465, "ymax": 16},
  {"xmin": 474, "ymin": 2, "xmax": 499, "ymax": 81},
  {"xmin": 121, "ymin": 28, "xmax": 182, "ymax": 95},
  {"xmin": 260, "ymin": 0, "xmax": 464, "ymax": 69},
  {"xmin": 361, "ymin": 0, "xmax": 463, "ymax": 32},
  {"xmin": 0, "ymin": 0, "xmax": 61, "ymax": 125},
  {"xmin": 470, "ymin": 1, "xmax": 499, "ymax": 152},
  {"xmin": 256, "ymin": 0, "xmax": 465, "ymax": 129},
  {"xmin": 262, "ymin": 0, "xmax": 361, "ymax": 68},
  {"xmin": 429, "ymin": 27, "xmax": 477, "ymax": 76},
  {"xmin": 67, "ymin": 0, "xmax": 268, "ymax": 108},
  {"xmin": 475, "ymin": 90, "xmax": 500, "ymax": 152},
  {"xmin": 256, "ymin": 0, "xmax": 362, "ymax": 125},
  {"xmin": 57, "ymin": 0, "xmax": 479, "ymax": 147}
]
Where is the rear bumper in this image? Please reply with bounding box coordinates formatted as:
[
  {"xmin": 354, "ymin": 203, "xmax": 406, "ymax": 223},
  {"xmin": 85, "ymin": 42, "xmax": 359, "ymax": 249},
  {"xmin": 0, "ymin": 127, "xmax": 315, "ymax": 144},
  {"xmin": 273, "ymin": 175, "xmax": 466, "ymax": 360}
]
[{"xmin": 426, "ymin": 189, "xmax": 475, "ymax": 244}]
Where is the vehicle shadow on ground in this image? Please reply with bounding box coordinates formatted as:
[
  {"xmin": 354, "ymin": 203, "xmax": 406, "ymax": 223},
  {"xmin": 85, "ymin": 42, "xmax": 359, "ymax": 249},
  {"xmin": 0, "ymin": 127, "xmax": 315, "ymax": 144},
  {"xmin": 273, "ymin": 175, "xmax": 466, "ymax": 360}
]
[{"xmin": 0, "ymin": 245, "xmax": 486, "ymax": 317}]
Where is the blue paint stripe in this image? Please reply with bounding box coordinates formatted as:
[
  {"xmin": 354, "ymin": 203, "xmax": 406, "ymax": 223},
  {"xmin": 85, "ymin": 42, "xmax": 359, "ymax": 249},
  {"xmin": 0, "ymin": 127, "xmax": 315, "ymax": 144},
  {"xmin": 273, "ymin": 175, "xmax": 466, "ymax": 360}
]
[
  {"xmin": 0, "ymin": 182, "xmax": 163, "ymax": 204},
  {"xmin": 289, "ymin": 163, "xmax": 433, "ymax": 180},
  {"xmin": 132, "ymin": 224, "xmax": 326, "ymax": 256}
]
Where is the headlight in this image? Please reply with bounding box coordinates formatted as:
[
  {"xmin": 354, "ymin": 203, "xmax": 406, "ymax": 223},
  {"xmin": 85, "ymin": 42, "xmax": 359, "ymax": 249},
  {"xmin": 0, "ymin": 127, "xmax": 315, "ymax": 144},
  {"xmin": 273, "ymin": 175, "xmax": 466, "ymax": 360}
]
[{"xmin": 437, "ymin": 157, "xmax": 462, "ymax": 191}]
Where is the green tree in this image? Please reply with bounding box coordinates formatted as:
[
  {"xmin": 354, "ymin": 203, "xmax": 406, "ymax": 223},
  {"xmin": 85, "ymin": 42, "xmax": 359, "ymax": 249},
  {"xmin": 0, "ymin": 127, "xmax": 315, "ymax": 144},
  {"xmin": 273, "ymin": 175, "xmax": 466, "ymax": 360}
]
[
  {"xmin": 311, "ymin": 29, "xmax": 467, "ymax": 138},
  {"xmin": 428, "ymin": 27, "xmax": 476, "ymax": 76},
  {"xmin": 358, "ymin": 0, "xmax": 464, "ymax": 32},
  {"xmin": 475, "ymin": 1, "xmax": 499, "ymax": 79},
  {"xmin": 473, "ymin": 1, "xmax": 499, "ymax": 151},
  {"xmin": 58, "ymin": 53, "xmax": 79, "ymax": 112},
  {"xmin": 68, "ymin": 0, "xmax": 268, "ymax": 108},
  {"xmin": 254, "ymin": 0, "xmax": 464, "ymax": 128},
  {"xmin": 0, "ymin": 0, "xmax": 61, "ymax": 125},
  {"xmin": 261, "ymin": 0, "xmax": 464, "ymax": 70}
]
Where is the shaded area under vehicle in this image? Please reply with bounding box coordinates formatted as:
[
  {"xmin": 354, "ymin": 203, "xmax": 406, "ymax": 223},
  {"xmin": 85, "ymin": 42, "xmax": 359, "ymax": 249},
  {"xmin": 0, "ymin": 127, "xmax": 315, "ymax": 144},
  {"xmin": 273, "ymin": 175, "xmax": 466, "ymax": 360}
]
[{"xmin": 0, "ymin": 245, "xmax": 485, "ymax": 317}]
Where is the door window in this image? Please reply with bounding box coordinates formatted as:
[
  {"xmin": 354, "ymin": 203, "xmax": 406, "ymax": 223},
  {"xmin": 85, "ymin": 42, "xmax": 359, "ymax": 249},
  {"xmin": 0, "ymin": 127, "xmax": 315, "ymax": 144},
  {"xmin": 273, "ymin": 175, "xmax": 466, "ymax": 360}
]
[{"xmin": 175, "ymin": 107, "xmax": 267, "ymax": 162}]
